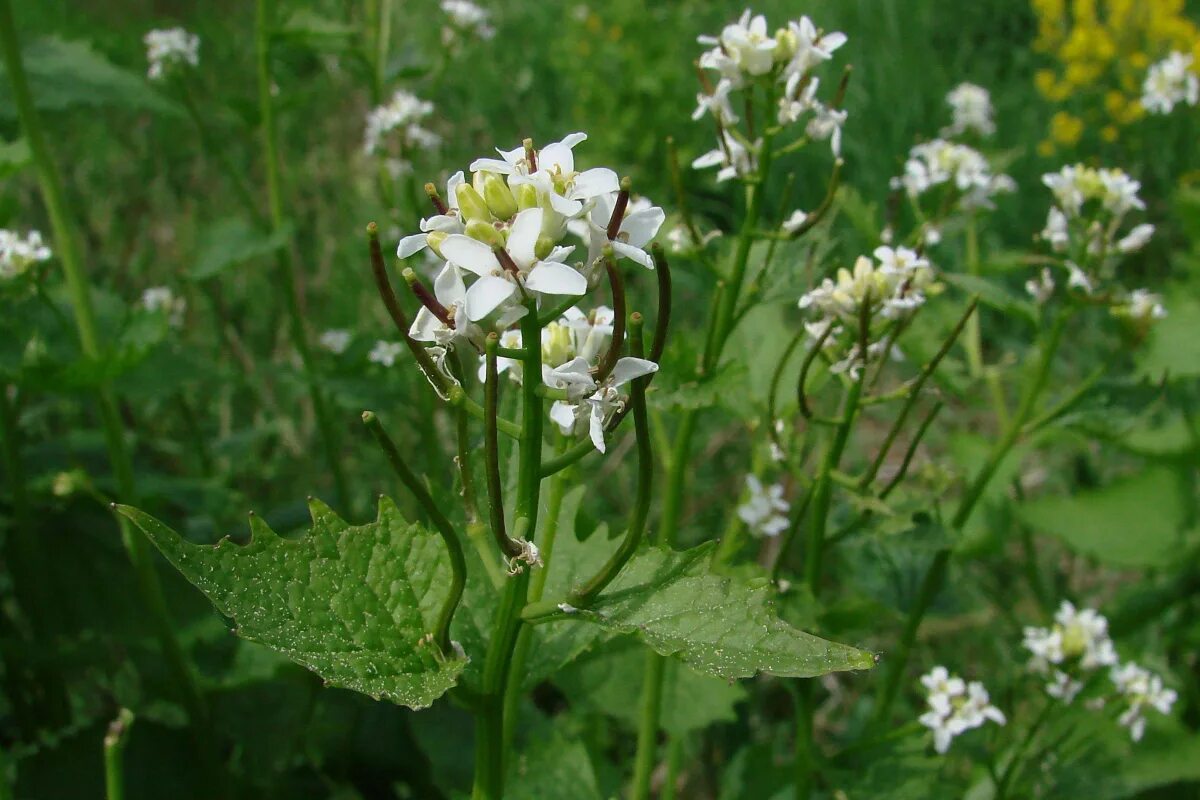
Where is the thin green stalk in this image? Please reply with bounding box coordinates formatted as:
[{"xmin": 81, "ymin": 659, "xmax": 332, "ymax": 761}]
[
  {"xmin": 995, "ymin": 699, "xmax": 1055, "ymax": 799},
  {"xmin": 256, "ymin": 0, "xmax": 349, "ymax": 510},
  {"xmin": 362, "ymin": 411, "xmax": 466, "ymax": 653},
  {"xmin": 0, "ymin": 0, "xmax": 216, "ymax": 774},
  {"xmin": 804, "ymin": 376, "xmax": 863, "ymax": 592},
  {"xmin": 794, "ymin": 681, "xmax": 816, "ymax": 800},
  {"xmin": 104, "ymin": 709, "xmax": 134, "ymax": 800},
  {"xmin": 963, "ymin": 216, "xmax": 983, "ymax": 378},
  {"xmin": 472, "ymin": 303, "xmax": 543, "ymax": 800},
  {"xmin": 569, "ymin": 316, "xmax": 652, "ymax": 606},
  {"xmin": 631, "ymin": 649, "xmax": 667, "ymax": 800},
  {"xmin": 873, "ymin": 312, "xmax": 1071, "ymax": 725}
]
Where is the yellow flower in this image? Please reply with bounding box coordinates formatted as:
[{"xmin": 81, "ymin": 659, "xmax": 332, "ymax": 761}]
[
  {"xmin": 1101, "ymin": 125, "xmax": 1119, "ymax": 143},
  {"xmin": 1037, "ymin": 139, "xmax": 1057, "ymax": 158},
  {"xmin": 1050, "ymin": 111, "xmax": 1084, "ymax": 146}
]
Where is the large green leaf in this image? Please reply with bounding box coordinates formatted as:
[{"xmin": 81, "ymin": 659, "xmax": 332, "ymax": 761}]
[
  {"xmin": 0, "ymin": 37, "xmax": 181, "ymax": 117},
  {"xmin": 190, "ymin": 217, "xmax": 294, "ymax": 280},
  {"xmin": 552, "ymin": 543, "xmax": 876, "ymax": 679},
  {"xmin": 1136, "ymin": 293, "xmax": 1200, "ymax": 380},
  {"xmin": 1015, "ymin": 467, "xmax": 1188, "ymax": 568},
  {"xmin": 117, "ymin": 497, "xmax": 465, "ymax": 709}
]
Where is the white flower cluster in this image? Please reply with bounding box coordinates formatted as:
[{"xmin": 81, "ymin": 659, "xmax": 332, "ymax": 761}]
[
  {"xmin": 941, "ymin": 82, "xmax": 996, "ymax": 138},
  {"xmin": 141, "ymin": 286, "xmax": 186, "ymax": 328},
  {"xmin": 1037, "ymin": 164, "xmax": 1162, "ymax": 317},
  {"xmin": 441, "ymin": 0, "xmax": 495, "ymax": 49},
  {"xmin": 1141, "ymin": 51, "xmax": 1198, "ymax": 115},
  {"xmin": 737, "ymin": 475, "xmax": 789, "ymax": 537},
  {"xmin": 798, "ymin": 246, "xmax": 936, "ymax": 376},
  {"xmin": 0, "ymin": 229, "xmax": 52, "ymax": 279},
  {"xmin": 891, "ymin": 139, "xmax": 1015, "ymax": 211},
  {"xmin": 691, "ymin": 10, "xmax": 848, "ymax": 180},
  {"xmin": 1024, "ymin": 601, "xmax": 1175, "ymax": 741},
  {"xmin": 144, "ymin": 28, "xmax": 199, "ymax": 81},
  {"xmin": 363, "ymin": 90, "xmax": 440, "ymax": 161},
  {"xmin": 918, "ymin": 666, "xmax": 1006, "ymax": 754},
  {"xmin": 1111, "ymin": 662, "xmax": 1178, "ymax": 742},
  {"xmin": 395, "ymin": 133, "xmax": 663, "ymax": 449}
]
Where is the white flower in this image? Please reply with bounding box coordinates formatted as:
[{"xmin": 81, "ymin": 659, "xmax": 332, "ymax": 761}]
[
  {"xmin": 1046, "ymin": 670, "xmax": 1083, "ymax": 703},
  {"xmin": 0, "ymin": 229, "xmax": 52, "ymax": 279},
  {"xmin": 1041, "ymin": 207, "xmax": 1070, "ymax": 252},
  {"xmin": 397, "ymin": 171, "xmax": 467, "ymax": 260},
  {"xmin": 468, "ymin": 131, "xmax": 618, "ymax": 219},
  {"xmin": 1114, "ymin": 289, "xmax": 1168, "ymax": 324},
  {"xmin": 1042, "ymin": 164, "xmax": 1144, "ymax": 219},
  {"xmin": 576, "ymin": 193, "xmax": 665, "ymax": 271},
  {"xmin": 693, "ymin": 78, "xmax": 739, "ymax": 124},
  {"xmin": 892, "ymin": 139, "xmax": 1014, "ymax": 210},
  {"xmin": 697, "ymin": 10, "xmax": 778, "ymax": 80},
  {"xmin": 144, "ymin": 28, "xmax": 199, "ymax": 80},
  {"xmin": 736, "ymin": 475, "xmax": 790, "ymax": 537},
  {"xmin": 1141, "ymin": 52, "xmax": 1199, "ymax": 115},
  {"xmin": 141, "ymin": 286, "xmax": 186, "ymax": 328},
  {"xmin": 1025, "ymin": 268, "xmax": 1056, "ymax": 304},
  {"xmin": 693, "ymin": 130, "xmax": 759, "ymax": 182},
  {"xmin": 780, "ymin": 16, "xmax": 847, "ymax": 77},
  {"xmin": 368, "ymin": 340, "xmax": 404, "ymax": 367},
  {"xmin": 806, "ymin": 104, "xmax": 847, "ymax": 157},
  {"xmin": 918, "ymin": 667, "xmax": 1005, "ymax": 754},
  {"xmin": 409, "ymin": 263, "xmax": 483, "ymax": 349},
  {"xmin": 546, "ymin": 357, "xmax": 658, "ymax": 452},
  {"xmin": 364, "ymin": 90, "xmax": 438, "ymax": 156},
  {"xmin": 1111, "ymin": 663, "xmax": 1177, "ymax": 742},
  {"xmin": 441, "ymin": 0, "xmax": 494, "ymax": 39},
  {"xmin": 781, "ymin": 210, "xmax": 809, "ymax": 234},
  {"xmin": 1116, "ymin": 223, "xmax": 1155, "ymax": 254},
  {"xmin": 1024, "ymin": 601, "xmax": 1119, "ymax": 696},
  {"xmin": 942, "ymin": 82, "xmax": 996, "ymax": 137},
  {"xmin": 319, "ymin": 329, "xmax": 352, "ymax": 354}
]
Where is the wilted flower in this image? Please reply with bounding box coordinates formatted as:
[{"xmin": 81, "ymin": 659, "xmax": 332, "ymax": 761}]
[
  {"xmin": 0, "ymin": 229, "xmax": 52, "ymax": 279},
  {"xmin": 736, "ymin": 475, "xmax": 789, "ymax": 537},
  {"xmin": 144, "ymin": 28, "xmax": 199, "ymax": 81},
  {"xmin": 1110, "ymin": 663, "xmax": 1177, "ymax": 742},
  {"xmin": 1141, "ymin": 52, "xmax": 1198, "ymax": 115},
  {"xmin": 319, "ymin": 329, "xmax": 352, "ymax": 354},
  {"xmin": 364, "ymin": 90, "xmax": 439, "ymax": 157},
  {"xmin": 941, "ymin": 83, "xmax": 996, "ymax": 137},
  {"xmin": 918, "ymin": 666, "xmax": 1006, "ymax": 754},
  {"xmin": 368, "ymin": 340, "xmax": 404, "ymax": 367}
]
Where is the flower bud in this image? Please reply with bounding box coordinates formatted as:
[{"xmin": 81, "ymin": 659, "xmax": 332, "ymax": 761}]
[
  {"xmin": 483, "ymin": 175, "xmax": 518, "ymax": 219},
  {"xmin": 541, "ymin": 321, "xmax": 574, "ymax": 367},
  {"xmin": 456, "ymin": 184, "xmax": 493, "ymax": 223},
  {"xmin": 515, "ymin": 183, "xmax": 539, "ymax": 211},
  {"xmin": 465, "ymin": 219, "xmax": 505, "ymax": 249},
  {"xmin": 426, "ymin": 230, "xmax": 449, "ymax": 257},
  {"xmin": 774, "ymin": 27, "xmax": 797, "ymax": 60},
  {"xmin": 534, "ymin": 234, "xmax": 556, "ymax": 260}
]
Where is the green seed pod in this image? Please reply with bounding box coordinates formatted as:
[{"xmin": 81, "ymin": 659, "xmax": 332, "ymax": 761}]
[
  {"xmin": 465, "ymin": 219, "xmax": 505, "ymax": 249},
  {"xmin": 484, "ymin": 175, "xmax": 518, "ymax": 219},
  {"xmin": 456, "ymin": 184, "xmax": 493, "ymax": 223}
]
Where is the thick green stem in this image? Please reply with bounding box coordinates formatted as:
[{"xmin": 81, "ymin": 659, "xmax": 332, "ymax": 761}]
[
  {"xmin": 255, "ymin": 0, "xmax": 349, "ymax": 509},
  {"xmin": 873, "ymin": 312, "xmax": 1071, "ymax": 725},
  {"xmin": 362, "ymin": 412, "xmax": 466, "ymax": 653},
  {"xmin": 472, "ymin": 304, "xmax": 543, "ymax": 800},
  {"xmin": 0, "ymin": 1, "xmax": 216, "ymax": 774}
]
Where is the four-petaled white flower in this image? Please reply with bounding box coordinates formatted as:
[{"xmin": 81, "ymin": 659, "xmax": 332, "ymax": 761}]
[
  {"xmin": 918, "ymin": 666, "xmax": 1006, "ymax": 754},
  {"xmin": 0, "ymin": 229, "xmax": 52, "ymax": 279},
  {"xmin": 736, "ymin": 475, "xmax": 790, "ymax": 537},
  {"xmin": 579, "ymin": 194, "xmax": 666, "ymax": 271},
  {"xmin": 693, "ymin": 131, "xmax": 760, "ymax": 183},
  {"xmin": 1141, "ymin": 51, "xmax": 1198, "ymax": 115},
  {"xmin": 409, "ymin": 263, "xmax": 483, "ymax": 348},
  {"xmin": 546, "ymin": 357, "xmax": 659, "ymax": 452},
  {"xmin": 369, "ymin": 340, "xmax": 404, "ymax": 367},
  {"xmin": 1111, "ymin": 662, "xmax": 1177, "ymax": 742}
]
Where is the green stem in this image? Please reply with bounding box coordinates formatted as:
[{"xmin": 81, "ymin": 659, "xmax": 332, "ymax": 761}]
[
  {"xmin": 963, "ymin": 216, "xmax": 983, "ymax": 379},
  {"xmin": 255, "ymin": 0, "xmax": 349, "ymax": 510},
  {"xmin": 873, "ymin": 312, "xmax": 1071, "ymax": 725},
  {"xmin": 104, "ymin": 709, "xmax": 134, "ymax": 800},
  {"xmin": 472, "ymin": 304, "xmax": 543, "ymax": 800},
  {"xmin": 362, "ymin": 412, "xmax": 466, "ymax": 653},
  {"xmin": 793, "ymin": 681, "xmax": 816, "ymax": 800},
  {"xmin": 0, "ymin": 0, "xmax": 217, "ymax": 774},
  {"xmin": 995, "ymin": 698, "xmax": 1055, "ymax": 799},
  {"xmin": 631, "ymin": 649, "xmax": 667, "ymax": 800},
  {"xmin": 804, "ymin": 377, "xmax": 863, "ymax": 592}
]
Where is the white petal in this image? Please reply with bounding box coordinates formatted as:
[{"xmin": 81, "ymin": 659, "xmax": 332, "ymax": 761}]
[
  {"xmin": 547, "ymin": 244, "xmax": 576, "ymax": 262},
  {"xmin": 433, "ymin": 263, "xmax": 467, "ymax": 305},
  {"xmin": 446, "ymin": 171, "xmax": 465, "ymax": 208},
  {"xmin": 821, "ymin": 32, "xmax": 847, "ymax": 52},
  {"xmin": 548, "ymin": 192, "xmax": 583, "ymax": 217},
  {"xmin": 397, "ymin": 234, "xmax": 428, "ymax": 258},
  {"xmin": 442, "ymin": 235, "xmax": 500, "ymax": 276},
  {"xmin": 409, "ymin": 307, "xmax": 441, "ymax": 342},
  {"xmin": 589, "ymin": 405, "xmax": 607, "ymax": 452},
  {"xmin": 507, "ymin": 208, "xmax": 543, "ymax": 268},
  {"xmin": 540, "ymin": 142, "xmax": 575, "ymax": 175},
  {"xmin": 549, "ymin": 400, "xmax": 578, "ymax": 433},
  {"xmin": 570, "ymin": 168, "xmax": 620, "ymax": 200},
  {"xmin": 469, "ymin": 157, "xmax": 514, "ymax": 174},
  {"xmin": 609, "ymin": 357, "xmax": 659, "ymax": 386},
  {"xmin": 611, "ymin": 240, "xmax": 655, "ymax": 269},
  {"xmin": 558, "ymin": 132, "xmax": 588, "ymax": 149},
  {"xmin": 465, "ymin": 275, "xmax": 517, "ymax": 320},
  {"xmin": 525, "ymin": 261, "xmax": 587, "ymax": 296},
  {"xmin": 621, "ymin": 207, "xmax": 666, "ymax": 247}
]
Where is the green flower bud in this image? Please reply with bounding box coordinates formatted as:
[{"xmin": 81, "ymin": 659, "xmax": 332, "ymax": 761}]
[
  {"xmin": 456, "ymin": 184, "xmax": 493, "ymax": 223},
  {"xmin": 484, "ymin": 175, "xmax": 518, "ymax": 219},
  {"xmin": 541, "ymin": 321, "xmax": 574, "ymax": 367},
  {"xmin": 465, "ymin": 219, "xmax": 505, "ymax": 249},
  {"xmin": 774, "ymin": 27, "xmax": 798, "ymax": 61},
  {"xmin": 425, "ymin": 230, "xmax": 449, "ymax": 257},
  {"xmin": 534, "ymin": 234, "xmax": 556, "ymax": 261},
  {"xmin": 515, "ymin": 183, "xmax": 539, "ymax": 211}
]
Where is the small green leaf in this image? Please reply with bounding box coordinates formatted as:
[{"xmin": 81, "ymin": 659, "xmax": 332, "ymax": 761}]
[
  {"xmin": 561, "ymin": 543, "xmax": 876, "ymax": 679},
  {"xmin": 1015, "ymin": 467, "xmax": 1188, "ymax": 568},
  {"xmin": 190, "ymin": 218, "xmax": 294, "ymax": 280},
  {"xmin": 117, "ymin": 497, "xmax": 465, "ymax": 709},
  {"xmin": 1136, "ymin": 294, "xmax": 1200, "ymax": 380},
  {"xmin": 0, "ymin": 37, "xmax": 181, "ymax": 117}
]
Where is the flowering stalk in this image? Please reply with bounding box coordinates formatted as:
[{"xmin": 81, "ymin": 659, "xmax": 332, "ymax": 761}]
[
  {"xmin": 873, "ymin": 310, "xmax": 1072, "ymax": 724},
  {"xmin": 0, "ymin": 0, "xmax": 218, "ymax": 777},
  {"xmin": 362, "ymin": 411, "xmax": 466, "ymax": 653},
  {"xmin": 255, "ymin": 0, "xmax": 350, "ymax": 509},
  {"xmin": 568, "ymin": 314, "xmax": 652, "ymax": 606},
  {"xmin": 483, "ymin": 335, "xmax": 520, "ymax": 560}
]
